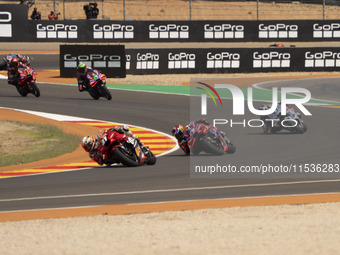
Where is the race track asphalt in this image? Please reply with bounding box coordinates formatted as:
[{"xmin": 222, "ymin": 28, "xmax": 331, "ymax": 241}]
[{"xmin": 0, "ymin": 54, "xmax": 339, "ymax": 212}]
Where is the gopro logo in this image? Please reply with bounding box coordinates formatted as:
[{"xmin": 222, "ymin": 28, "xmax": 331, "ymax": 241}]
[
  {"xmin": 0, "ymin": 11, "xmax": 12, "ymax": 37},
  {"xmin": 204, "ymin": 24, "xmax": 244, "ymax": 39},
  {"xmin": 253, "ymin": 52, "xmax": 291, "ymax": 68},
  {"xmin": 93, "ymin": 24, "xmax": 134, "ymax": 39},
  {"xmin": 305, "ymin": 51, "xmax": 340, "ymax": 67},
  {"xmin": 313, "ymin": 23, "xmax": 340, "ymax": 38},
  {"xmin": 149, "ymin": 24, "xmax": 189, "ymax": 39},
  {"xmin": 136, "ymin": 53, "xmax": 159, "ymax": 69},
  {"xmin": 63, "ymin": 54, "xmax": 121, "ymax": 68},
  {"xmin": 168, "ymin": 52, "xmax": 195, "ymax": 69},
  {"xmin": 258, "ymin": 24, "xmax": 298, "ymax": 38},
  {"xmin": 206, "ymin": 52, "xmax": 240, "ymax": 69},
  {"xmin": 37, "ymin": 24, "xmax": 78, "ymax": 38}
]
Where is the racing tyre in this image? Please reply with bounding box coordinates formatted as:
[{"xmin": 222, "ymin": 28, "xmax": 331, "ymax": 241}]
[
  {"xmin": 201, "ymin": 138, "xmax": 224, "ymax": 155},
  {"xmin": 294, "ymin": 124, "xmax": 305, "ymax": 134},
  {"xmin": 303, "ymin": 123, "xmax": 307, "ymax": 133},
  {"xmin": 146, "ymin": 151, "xmax": 157, "ymax": 165},
  {"xmin": 30, "ymin": 82, "xmax": 40, "ymax": 97},
  {"xmin": 15, "ymin": 84, "xmax": 28, "ymax": 97},
  {"xmin": 89, "ymin": 90, "xmax": 100, "ymax": 100},
  {"xmin": 113, "ymin": 147, "xmax": 139, "ymax": 167},
  {"xmin": 101, "ymin": 86, "xmax": 112, "ymax": 100},
  {"xmin": 227, "ymin": 143, "xmax": 236, "ymax": 154}
]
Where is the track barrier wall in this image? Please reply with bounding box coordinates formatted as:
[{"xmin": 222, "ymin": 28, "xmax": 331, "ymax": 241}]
[{"xmin": 59, "ymin": 47, "xmax": 340, "ymax": 76}]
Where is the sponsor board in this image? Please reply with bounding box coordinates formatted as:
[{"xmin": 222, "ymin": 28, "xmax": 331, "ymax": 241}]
[
  {"xmin": 258, "ymin": 23, "xmax": 298, "ymax": 39},
  {"xmin": 93, "ymin": 24, "xmax": 134, "ymax": 39},
  {"xmin": 0, "ymin": 11, "xmax": 12, "ymax": 37},
  {"xmin": 36, "ymin": 24, "xmax": 78, "ymax": 39},
  {"xmin": 305, "ymin": 50, "xmax": 340, "ymax": 68},
  {"xmin": 149, "ymin": 24, "xmax": 189, "ymax": 39},
  {"xmin": 60, "ymin": 45, "xmax": 126, "ymax": 78},
  {"xmin": 204, "ymin": 23, "xmax": 244, "ymax": 39},
  {"xmin": 253, "ymin": 51, "xmax": 291, "ymax": 68},
  {"xmin": 313, "ymin": 23, "xmax": 340, "ymax": 38}
]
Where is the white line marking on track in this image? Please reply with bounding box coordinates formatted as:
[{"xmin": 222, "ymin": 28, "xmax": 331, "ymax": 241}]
[
  {"xmin": 1, "ymin": 179, "xmax": 340, "ymax": 202},
  {"xmin": 1, "ymin": 191, "xmax": 340, "ymax": 213}
]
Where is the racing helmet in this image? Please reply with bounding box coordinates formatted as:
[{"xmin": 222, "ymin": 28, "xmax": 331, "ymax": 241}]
[
  {"xmin": 172, "ymin": 125, "xmax": 184, "ymax": 140},
  {"xmin": 81, "ymin": 136, "xmax": 96, "ymax": 152},
  {"xmin": 10, "ymin": 57, "xmax": 19, "ymax": 68},
  {"xmin": 20, "ymin": 56, "xmax": 30, "ymax": 66},
  {"xmin": 78, "ymin": 62, "xmax": 86, "ymax": 73}
]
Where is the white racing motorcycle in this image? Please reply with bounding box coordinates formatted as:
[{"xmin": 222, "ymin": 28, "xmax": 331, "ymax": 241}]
[{"xmin": 262, "ymin": 106, "xmax": 307, "ymax": 134}]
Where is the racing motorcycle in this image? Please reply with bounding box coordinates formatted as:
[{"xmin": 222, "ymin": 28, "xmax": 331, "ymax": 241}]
[
  {"xmin": 98, "ymin": 130, "xmax": 156, "ymax": 167},
  {"xmin": 15, "ymin": 66, "xmax": 40, "ymax": 97},
  {"xmin": 263, "ymin": 106, "xmax": 307, "ymax": 134},
  {"xmin": 85, "ymin": 69, "xmax": 112, "ymax": 100},
  {"xmin": 187, "ymin": 122, "xmax": 236, "ymax": 155}
]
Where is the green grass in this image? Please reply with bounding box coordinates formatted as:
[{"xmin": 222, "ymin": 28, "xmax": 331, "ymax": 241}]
[{"xmin": 0, "ymin": 121, "xmax": 81, "ymax": 167}]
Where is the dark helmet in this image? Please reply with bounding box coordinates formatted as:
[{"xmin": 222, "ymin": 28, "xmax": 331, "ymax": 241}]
[
  {"xmin": 172, "ymin": 125, "xmax": 184, "ymax": 140},
  {"xmin": 81, "ymin": 136, "xmax": 96, "ymax": 152}
]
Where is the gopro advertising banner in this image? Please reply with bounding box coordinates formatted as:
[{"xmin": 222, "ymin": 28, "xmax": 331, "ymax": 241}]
[
  {"xmin": 60, "ymin": 45, "xmax": 126, "ymax": 78},
  {"xmin": 0, "ymin": 4, "xmax": 27, "ymax": 42},
  {"xmin": 125, "ymin": 47, "xmax": 340, "ymax": 74}
]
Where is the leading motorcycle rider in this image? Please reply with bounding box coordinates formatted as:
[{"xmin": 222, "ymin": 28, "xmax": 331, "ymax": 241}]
[
  {"xmin": 76, "ymin": 62, "xmax": 91, "ymax": 92},
  {"xmin": 81, "ymin": 125, "xmax": 144, "ymax": 165}
]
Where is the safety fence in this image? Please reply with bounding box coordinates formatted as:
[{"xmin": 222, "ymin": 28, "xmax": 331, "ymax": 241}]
[{"xmin": 3, "ymin": 0, "xmax": 340, "ymax": 21}]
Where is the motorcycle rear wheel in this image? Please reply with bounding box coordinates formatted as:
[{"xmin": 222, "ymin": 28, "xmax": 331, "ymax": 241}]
[
  {"xmin": 15, "ymin": 84, "xmax": 28, "ymax": 97},
  {"xmin": 113, "ymin": 147, "xmax": 139, "ymax": 167},
  {"xmin": 201, "ymin": 138, "xmax": 224, "ymax": 155}
]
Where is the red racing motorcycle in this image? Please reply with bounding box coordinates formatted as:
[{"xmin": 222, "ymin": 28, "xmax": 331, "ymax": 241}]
[
  {"xmin": 98, "ymin": 130, "xmax": 156, "ymax": 167},
  {"xmin": 15, "ymin": 66, "xmax": 40, "ymax": 97}
]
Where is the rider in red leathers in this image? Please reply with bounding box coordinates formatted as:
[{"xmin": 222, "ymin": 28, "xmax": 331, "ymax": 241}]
[{"xmin": 81, "ymin": 125, "xmax": 144, "ymax": 165}]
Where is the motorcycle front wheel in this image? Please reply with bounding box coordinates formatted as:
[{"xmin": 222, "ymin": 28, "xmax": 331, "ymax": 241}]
[
  {"xmin": 113, "ymin": 147, "xmax": 139, "ymax": 167},
  {"xmin": 29, "ymin": 82, "xmax": 40, "ymax": 97},
  {"xmin": 146, "ymin": 151, "xmax": 157, "ymax": 165},
  {"xmin": 15, "ymin": 84, "xmax": 28, "ymax": 97},
  {"xmin": 100, "ymin": 86, "xmax": 112, "ymax": 100}
]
